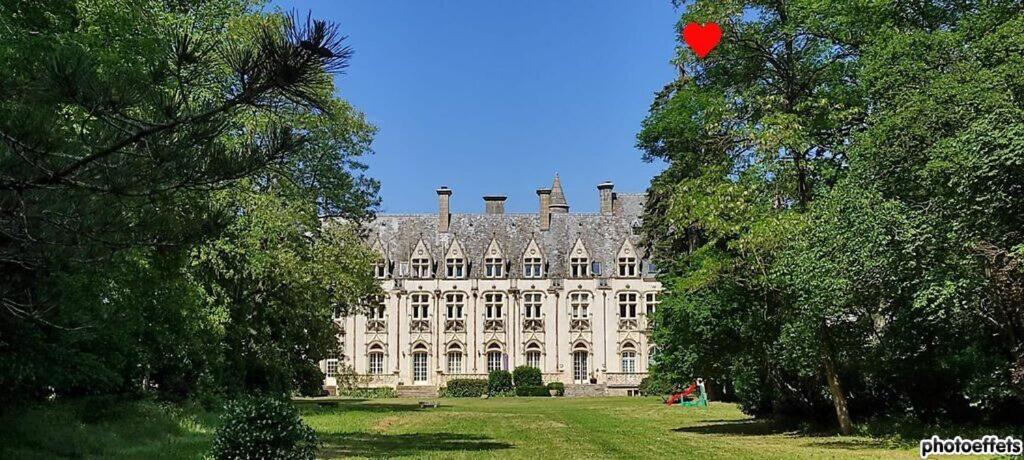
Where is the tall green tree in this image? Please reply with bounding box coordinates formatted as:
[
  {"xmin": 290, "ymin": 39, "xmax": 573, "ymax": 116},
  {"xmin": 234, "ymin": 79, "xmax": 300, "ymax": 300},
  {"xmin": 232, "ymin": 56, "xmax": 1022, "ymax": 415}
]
[
  {"xmin": 0, "ymin": 0, "xmax": 379, "ymax": 401},
  {"xmin": 643, "ymin": 0, "xmax": 1024, "ymax": 429}
]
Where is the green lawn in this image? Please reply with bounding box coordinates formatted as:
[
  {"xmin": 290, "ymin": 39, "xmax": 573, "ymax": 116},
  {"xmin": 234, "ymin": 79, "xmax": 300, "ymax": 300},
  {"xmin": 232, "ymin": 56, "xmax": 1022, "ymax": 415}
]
[{"xmin": 2, "ymin": 397, "xmax": 929, "ymax": 459}]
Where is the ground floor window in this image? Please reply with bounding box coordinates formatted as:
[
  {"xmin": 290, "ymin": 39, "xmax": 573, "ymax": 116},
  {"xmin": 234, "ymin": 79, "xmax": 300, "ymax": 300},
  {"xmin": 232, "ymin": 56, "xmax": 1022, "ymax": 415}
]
[
  {"xmin": 325, "ymin": 358, "xmax": 339, "ymax": 378},
  {"xmin": 368, "ymin": 353, "xmax": 383, "ymax": 375},
  {"xmin": 447, "ymin": 352, "xmax": 463, "ymax": 374},
  {"xmin": 621, "ymin": 351, "xmax": 636, "ymax": 374},
  {"xmin": 526, "ymin": 351, "xmax": 541, "ymax": 369},
  {"xmin": 487, "ymin": 351, "xmax": 503, "ymax": 372}
]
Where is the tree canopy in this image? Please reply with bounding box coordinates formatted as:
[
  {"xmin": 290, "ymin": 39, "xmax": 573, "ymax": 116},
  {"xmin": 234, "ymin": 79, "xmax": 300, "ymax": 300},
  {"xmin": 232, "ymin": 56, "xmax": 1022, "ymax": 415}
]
[
  {"xmin": 1, "ymin": 0, "xmax": 380, "ymax": 402},
  {"xmin": 642, "ymin": 0, "xmax": 1024, "ymax": 430}
]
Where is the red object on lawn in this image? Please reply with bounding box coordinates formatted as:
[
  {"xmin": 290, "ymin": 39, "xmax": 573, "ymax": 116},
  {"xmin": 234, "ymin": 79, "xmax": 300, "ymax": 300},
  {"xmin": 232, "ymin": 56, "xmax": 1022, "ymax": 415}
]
[{"xmin": 665, "ymin": 383, "xmax": 698, "ymax": 406}]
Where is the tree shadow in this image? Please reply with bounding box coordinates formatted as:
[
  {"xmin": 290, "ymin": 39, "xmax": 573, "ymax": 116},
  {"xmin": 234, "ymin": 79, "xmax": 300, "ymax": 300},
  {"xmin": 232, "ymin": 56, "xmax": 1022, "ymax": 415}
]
[
  {"xmin": 296, "ymin": 399, "xmax": 433, "ymax": 415},
  {"xmin": 673, "ymin": 419, "xmax": 793, "ymax": 436},
  {"xmin": 804, "ymin": 439, "xmax": 899, "ymax": 450},
  {"xmin": 319, "ymin": 432, "xmax": 513, "ymax": 458}
]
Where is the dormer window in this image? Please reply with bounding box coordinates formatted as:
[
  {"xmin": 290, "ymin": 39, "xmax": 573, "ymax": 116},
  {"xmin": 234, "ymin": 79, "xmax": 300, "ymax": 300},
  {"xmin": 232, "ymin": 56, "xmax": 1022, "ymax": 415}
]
[
  {"xmin": 570, "ymin": 257, "xmax": 589, "ymax": 278},
  {"xmin": 618, "ymin": 256, "xmax": 637, "ymax": 277},
  {"xmin": 568, "ymin": 237, "xmax": 590, "ymax": 278},
  {"xmin": 484, "ymin": 292, "xmax": 504, "ymax": 319},
  {"xmin": 412, "ymin": 258, "xmax": 431, "ymax": 278},
  {"xmin": 374, "ymin": 259, "xmax": 390, "ymax": 279},
  {"xmin": 445, "ymin": 258, "xmax": 465, "ymax": 278},
  {"xmin": 485, "ymin": 257, "xmax": 504, "ymax": 278},
  {"xmin": 524, "ymin": 257, "xmax": 543, "ymax": 278}
]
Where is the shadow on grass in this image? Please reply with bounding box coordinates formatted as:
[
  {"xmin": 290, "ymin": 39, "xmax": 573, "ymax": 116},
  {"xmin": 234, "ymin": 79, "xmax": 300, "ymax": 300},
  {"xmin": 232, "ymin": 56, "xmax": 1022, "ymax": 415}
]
[
  {"xmin": 805, "ymin": 439, "xmax": 899, "ymax": 450},
  {"xmin": 296, "ymin": 399, "xmax": 433, "ymax": 415},
  {"xmin": 673, "ymin": 419, "xmax": 792, "ymax": 436},
  {"xmin": 319, "ymin": 432, "xmax": 512, "ymax": 458}
]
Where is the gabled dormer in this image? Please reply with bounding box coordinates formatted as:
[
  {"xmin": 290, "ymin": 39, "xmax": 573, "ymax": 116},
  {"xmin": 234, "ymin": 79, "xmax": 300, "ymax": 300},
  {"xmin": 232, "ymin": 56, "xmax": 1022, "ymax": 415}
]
[
  {"xmin": 522, "ymin": 237, "xmax": 545, "ymax": 279},
  {"xmin": 484, "ymin": 237, "xmax": 505, "ymax": 279},
  {"xmin": 371, "ymin": 237, "xmax": 391, "ymax": 279},
  {"xmin": 410, "ymin": 238, "xmax": 432, "ymax": 279},
  {"xmin": 443, "ymin": 237, "xmax": 467, "ymax": 279},
  {"xmin": 568, "ymin": 237, "xmax": 590, "ymax": 278},
  {"xmin": 616, "ymin": 239, "xmax": 639, "ymax": 278}
]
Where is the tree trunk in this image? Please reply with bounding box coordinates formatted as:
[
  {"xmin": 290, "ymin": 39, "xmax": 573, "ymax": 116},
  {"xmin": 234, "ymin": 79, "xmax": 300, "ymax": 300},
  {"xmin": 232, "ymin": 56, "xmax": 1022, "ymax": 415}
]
[{"xmin": 822, "ymin": 351, "xmax": 853, "ymax": 435}]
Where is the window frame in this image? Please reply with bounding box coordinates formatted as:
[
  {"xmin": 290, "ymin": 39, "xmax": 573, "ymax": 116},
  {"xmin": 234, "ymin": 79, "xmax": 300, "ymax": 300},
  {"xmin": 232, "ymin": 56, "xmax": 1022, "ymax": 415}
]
[
  {"xmin": 618, "ymin": 292, "xmax": 638, "ymax": 319},
  {"xmin": 523, "ymin": 292, "xmax": 543, "ymax": 319},
  {"xmin": 523, "ymin": 257, "xmax": 543, "ymax": 278},
  {"xmin": 410, "ymin": 293, "xmax": 430, "ymax": 319},
  {"xmin": 484, "ymin": 292, "xmax": 504, "ymax": 319},
  {"xmin": 570, "ymin": 292, "xmax": 591, "ymax": 319},
  {"xmin": 484, "ymin": 257, "xmax": 504, "ymax": 278},
  {"xmin": 445, "ymin": 292, "xmax": 465, "ymax": 319}
]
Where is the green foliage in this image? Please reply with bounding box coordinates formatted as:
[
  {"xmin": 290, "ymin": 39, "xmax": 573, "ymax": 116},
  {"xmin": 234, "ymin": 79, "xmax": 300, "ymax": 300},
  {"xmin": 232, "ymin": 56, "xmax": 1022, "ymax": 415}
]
[
  {"xmin": 333, "ymin": 387, "xmax": 396, "ymax": 399},
  {"xmin": 487, "ymin": 370, "xmax": 513, "ymax": 395},
  {"xmin": 0, "ymin": 0, "xmax": 380, "ymax": 403},
  {"xmin": 515, "ymin": 386, "xmax": 551, "ymax": 397},
  {"xmin": 640, "ymin": 0, "xmax": 1024, "ymax": 429},
  {"xmin": 637, "ymin": 376, "xmax": 674, "ymax": 397},
  {"xmin": 546, "ymin": 382, "xmax": 565, "ymax": 397},
  {"xmin": 441, "ymin": 379, "xmax": 489, "ymax": 398},
  {"xmin": 211, "ymin": 397, "xmax": 317, "ymax": 460},
  {"xmin": 512, "ymin": 365, "xmax": 543, "ymax": 388}
]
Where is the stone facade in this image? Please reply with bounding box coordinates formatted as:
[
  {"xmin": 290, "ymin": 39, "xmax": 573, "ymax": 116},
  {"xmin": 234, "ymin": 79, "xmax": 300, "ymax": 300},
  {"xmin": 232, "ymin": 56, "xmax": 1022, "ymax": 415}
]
[{"xmin": 322, "ymin": 175, "xmax": 661, "ymax": 396}]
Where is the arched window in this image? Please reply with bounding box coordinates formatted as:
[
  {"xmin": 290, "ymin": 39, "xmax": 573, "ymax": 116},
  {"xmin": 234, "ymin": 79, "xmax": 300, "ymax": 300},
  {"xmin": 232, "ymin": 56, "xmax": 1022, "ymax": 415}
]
[
  {"xmin": 486, "ymin": 343, "xmax": 504, "ymax": 372},
  {"xmin": 620, "ymin": 343, "xmax": 637, "ymax": 374},
  {"xmin": 525, "ymin": 343, "xmax": 542, "ymax": 370},
  {"xmin": 368, "ymin": 344, "xmax": 384, "ymax": 375},
  {"xmin": 446, "ymin": 343, "xmax": 463, "ymax": 374}
]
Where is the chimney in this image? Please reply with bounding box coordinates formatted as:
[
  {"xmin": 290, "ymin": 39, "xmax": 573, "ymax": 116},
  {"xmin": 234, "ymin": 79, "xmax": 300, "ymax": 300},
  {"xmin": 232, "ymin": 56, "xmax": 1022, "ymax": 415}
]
[
  {"xmin": 483, "ymin": 196, "xmax": 506, "ymax": 215},
  {"xmin": 598, "ymin": 181, "xmax": 615, "ymax": 215},
  {"xmin": 537, "ymin": 188, "xmax": 551, "ymax": 231},
  {"xmin": 437, "ymin": 186, "xmax": 452, "ymax": 232}
]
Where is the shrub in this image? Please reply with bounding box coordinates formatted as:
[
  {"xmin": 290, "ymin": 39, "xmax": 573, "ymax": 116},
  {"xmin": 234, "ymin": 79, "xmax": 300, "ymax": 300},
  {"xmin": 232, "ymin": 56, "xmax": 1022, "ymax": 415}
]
[
  {"xmin": 488, "ymin": 370, "xmax": 513, "ymax": 395},
  {"xmin": 294, "ymin": 364, "xmax": 327, "ymax": 397},
  {"xmin": 441, "ymin": 379, "xmax": 488, "ymax": 398},
  {"xmin": 211, "ymin": 397, "xmax": 317, "ymax": 460},
  {"xmin": 546, "ymin": 382, "xmax": 565, "ymax": 396},
  {"xmin": 334, "ymin": 387, "xmax": 396, "ymax": 399},
  {"xmin": 515, "ymin": 385, "xmax": 551, "ymax": 397},
  {"xmin": 512, "ymin": 365, "xmax": 543, "ymax": 388},
  {"xmin": 638, "ymin": 376, "xmax": 674, "ymax": 396}
]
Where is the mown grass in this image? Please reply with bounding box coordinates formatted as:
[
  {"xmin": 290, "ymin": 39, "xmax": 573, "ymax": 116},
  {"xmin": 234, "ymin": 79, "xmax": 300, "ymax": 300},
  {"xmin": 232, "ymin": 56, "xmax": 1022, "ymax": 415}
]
[{"xmin": 2, "ymin": 396, "xmax": 991, "ymax": 459}]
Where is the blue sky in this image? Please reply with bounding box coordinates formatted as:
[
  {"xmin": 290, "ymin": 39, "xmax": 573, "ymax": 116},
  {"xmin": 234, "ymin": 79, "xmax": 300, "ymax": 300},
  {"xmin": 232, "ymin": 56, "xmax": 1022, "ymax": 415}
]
[{"xmin": 269, "ymin": 1, "xmax": 680, "ymax": 213}]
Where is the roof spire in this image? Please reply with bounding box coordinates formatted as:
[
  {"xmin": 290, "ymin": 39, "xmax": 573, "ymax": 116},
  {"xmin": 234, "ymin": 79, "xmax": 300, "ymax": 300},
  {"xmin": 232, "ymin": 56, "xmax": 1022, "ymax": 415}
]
[{"xmin": 549, "ymin": 173, "xmax": 569, "ymax": 213}]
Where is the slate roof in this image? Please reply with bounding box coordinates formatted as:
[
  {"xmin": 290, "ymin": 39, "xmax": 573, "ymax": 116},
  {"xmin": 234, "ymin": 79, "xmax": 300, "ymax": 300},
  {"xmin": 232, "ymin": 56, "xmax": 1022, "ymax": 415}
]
[{"xmin": 368, "ymin": 191, "xmax": 646, "ymax": 279}]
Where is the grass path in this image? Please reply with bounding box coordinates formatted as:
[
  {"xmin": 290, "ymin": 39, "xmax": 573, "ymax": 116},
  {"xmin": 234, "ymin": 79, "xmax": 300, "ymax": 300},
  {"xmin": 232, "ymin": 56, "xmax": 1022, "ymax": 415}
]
[
  {"xmin": 2, "ymin": 396, "xmax": 934, "ymax": 459},
  {"xmin": 299, "ymin": 397, "xmax": 919, "ymax": 459}
]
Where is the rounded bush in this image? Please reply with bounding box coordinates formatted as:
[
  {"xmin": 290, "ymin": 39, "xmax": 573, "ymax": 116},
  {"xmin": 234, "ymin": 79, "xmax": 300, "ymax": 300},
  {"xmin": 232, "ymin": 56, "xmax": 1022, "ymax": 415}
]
[
  {"xmin": 512, "ymin": 365, "xmax": 543, "ymax": 388},
  {"xmin": 211, "ymin": 396, "xmax": 317, "ymax": 460},
  {"xmin": 487, "ymin": 370, "xmax": 513, "ymax": 395}
]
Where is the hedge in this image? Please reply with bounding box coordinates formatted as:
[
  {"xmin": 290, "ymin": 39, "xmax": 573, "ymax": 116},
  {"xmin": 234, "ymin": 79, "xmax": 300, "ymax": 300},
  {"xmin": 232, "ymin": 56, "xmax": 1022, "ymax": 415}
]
[
  {"xmin": 441, "ymin": 379, "xmax": 488, "ymax": 398},
  {"xmin": 515, "ymin": 385, "xmax": 551, "ymax": 397},
  {"xmin": 512, "ymin": 365, "xmax": 543, "ymax": 388},
  {"xmin": 488, "ymin": 370, "xmax": 513, "ymax": 394},
  {"xmin": 546, "ymin": 382, "xmax": 565, "ymax": 396},
  {"xmin": 334, "ymin": 387, "xmax": 396, "ymax": 399}
]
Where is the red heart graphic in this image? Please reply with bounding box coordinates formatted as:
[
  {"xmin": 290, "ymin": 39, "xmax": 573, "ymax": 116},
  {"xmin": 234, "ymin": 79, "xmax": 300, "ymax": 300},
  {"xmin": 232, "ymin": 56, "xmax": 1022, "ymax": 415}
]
[{"xmin": 682, "ymin": 22, "xmax": 722, "ymax": 59}]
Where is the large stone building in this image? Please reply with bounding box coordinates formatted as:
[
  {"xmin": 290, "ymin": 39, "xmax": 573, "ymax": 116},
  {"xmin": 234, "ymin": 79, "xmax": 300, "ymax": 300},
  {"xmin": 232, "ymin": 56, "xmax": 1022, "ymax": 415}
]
[{"xmin": 323, "ymin": 175, "xmax": 661, "ymax": 396}]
